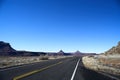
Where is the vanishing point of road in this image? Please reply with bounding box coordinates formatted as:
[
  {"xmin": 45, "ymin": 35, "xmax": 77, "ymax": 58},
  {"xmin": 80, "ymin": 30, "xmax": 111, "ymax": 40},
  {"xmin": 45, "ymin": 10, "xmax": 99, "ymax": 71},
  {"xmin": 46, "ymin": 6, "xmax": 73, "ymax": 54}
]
[{"xmin": 0, "ymin": 57, "xmax": 117, "ymax": 80}]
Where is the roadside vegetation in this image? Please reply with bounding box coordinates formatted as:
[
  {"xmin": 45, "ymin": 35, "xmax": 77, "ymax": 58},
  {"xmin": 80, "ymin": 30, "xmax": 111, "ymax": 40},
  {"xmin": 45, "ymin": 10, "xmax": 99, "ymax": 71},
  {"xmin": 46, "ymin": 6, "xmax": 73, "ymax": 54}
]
[{"xmin": 0, "ymin": 56, "xmax": 70, "ymax": 68}]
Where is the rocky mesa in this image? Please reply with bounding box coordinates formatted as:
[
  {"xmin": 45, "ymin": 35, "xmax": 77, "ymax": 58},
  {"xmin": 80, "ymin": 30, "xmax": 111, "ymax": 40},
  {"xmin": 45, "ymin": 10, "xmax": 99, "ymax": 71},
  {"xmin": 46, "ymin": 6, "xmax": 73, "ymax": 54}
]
[{"xmin": 0, "ymin": 41, "xmax": 16, "ymax": 56}]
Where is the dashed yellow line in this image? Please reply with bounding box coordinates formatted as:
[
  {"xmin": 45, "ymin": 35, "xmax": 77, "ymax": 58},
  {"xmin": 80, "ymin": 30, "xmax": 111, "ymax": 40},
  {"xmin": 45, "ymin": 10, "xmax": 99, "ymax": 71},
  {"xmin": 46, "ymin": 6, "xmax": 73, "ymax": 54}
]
[{"xmin": 13, "ymin": 61, "xmax": 62, "ymax": 80}]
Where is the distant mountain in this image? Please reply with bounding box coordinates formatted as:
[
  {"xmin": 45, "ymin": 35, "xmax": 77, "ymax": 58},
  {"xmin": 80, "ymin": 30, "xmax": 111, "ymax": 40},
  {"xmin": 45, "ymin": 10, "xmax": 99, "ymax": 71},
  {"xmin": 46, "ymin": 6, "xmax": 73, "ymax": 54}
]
[
  {"xmin": 73, "ymin": 50, "xmax": 96, "ymax": 56},
  {"xmin": 0, "ymin": 41, "xmax": 16, "ymax": 52},
  {"xmin": 74, "ymin": 50, "xmax": 82, "ymax": 56},
  {"xmin": 105, "ymin": 41, "xmax": 120, "ymax": 55},
  {"xmin": 57, "ymin": 50, "xmax": 64, "ymax": 55},
  {"xmin": 0, "ymin": 41, "xmax": 72, "ymax": 56},
  {"xmin": 16, "ymin": 51, "xmax": 47, "ymax": 56},
  {"xmin": 0, "ymin": 41, "xmax": 97, "ymax": 56},
  {"xmin": 0, "ymin": 41, "xmax": 46, "ymax": 56},
  {"xmin": 0, "ymin": 41, "xmax": 16, "ymax": 56},
  {"xmin": 57, "ymin": 50, "xmax": 73, "ymax": 56}
]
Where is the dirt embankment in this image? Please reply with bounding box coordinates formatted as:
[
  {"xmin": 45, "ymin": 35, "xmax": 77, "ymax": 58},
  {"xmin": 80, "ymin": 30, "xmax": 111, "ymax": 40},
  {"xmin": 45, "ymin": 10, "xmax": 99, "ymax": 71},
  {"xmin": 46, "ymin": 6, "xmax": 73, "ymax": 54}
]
[{"xmin": 82, "ymin": 55, "xmax": 120, "ymax": 75}]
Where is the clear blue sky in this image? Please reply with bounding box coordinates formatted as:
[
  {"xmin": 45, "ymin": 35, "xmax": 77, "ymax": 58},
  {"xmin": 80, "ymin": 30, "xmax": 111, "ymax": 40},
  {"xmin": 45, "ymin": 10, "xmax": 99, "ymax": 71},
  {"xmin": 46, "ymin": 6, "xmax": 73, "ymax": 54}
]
[{"xmin": 0, "ymin": 0, "xmax": 120, "ymax": 53}]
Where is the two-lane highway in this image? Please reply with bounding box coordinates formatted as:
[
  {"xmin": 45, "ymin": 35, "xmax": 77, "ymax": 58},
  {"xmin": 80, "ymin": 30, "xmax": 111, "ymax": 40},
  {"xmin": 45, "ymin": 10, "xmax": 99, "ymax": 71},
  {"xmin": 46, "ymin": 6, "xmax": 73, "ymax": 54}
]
[{"xmin": 0, "ymin": 57, "xmax": 118, "ymax": 80}]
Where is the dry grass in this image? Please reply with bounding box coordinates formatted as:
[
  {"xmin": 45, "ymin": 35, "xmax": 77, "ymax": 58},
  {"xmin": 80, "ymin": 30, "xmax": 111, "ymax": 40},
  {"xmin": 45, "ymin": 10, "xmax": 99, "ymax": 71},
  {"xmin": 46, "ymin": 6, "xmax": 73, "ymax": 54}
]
[
  {"xmin": 82, "ymin": 55, "xmax": 120, "ymax": 75},
  {"xmin": 99, "ymin": 58, "xmax": 120, "ymax": 68},
  {"xmin": 0, "ymin": 56, "xmax": 72, "ymax": 68}
]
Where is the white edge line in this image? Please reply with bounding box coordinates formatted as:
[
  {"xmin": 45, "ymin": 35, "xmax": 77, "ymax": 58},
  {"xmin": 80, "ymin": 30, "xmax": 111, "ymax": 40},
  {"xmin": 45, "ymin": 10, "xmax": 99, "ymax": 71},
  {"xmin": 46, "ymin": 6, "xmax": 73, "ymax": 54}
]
[{"xmin": 70, "ymin": 59, "xmax": 80, "ymax": 80}]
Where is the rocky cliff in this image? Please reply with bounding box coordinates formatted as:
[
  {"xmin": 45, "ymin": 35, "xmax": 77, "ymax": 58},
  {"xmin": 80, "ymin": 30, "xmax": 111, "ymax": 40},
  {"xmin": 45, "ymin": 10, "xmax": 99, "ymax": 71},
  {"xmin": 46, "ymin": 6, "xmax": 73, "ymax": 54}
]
[
  {"xmin": 105, "ymin": 41, "xmax": 120, "ymax": 55},
  {"xmin": 0, "ymin": 41, "xmax": 47, "ymax": 56},
  {"xmin": 0, "ymin": 41, "xmax": 16, "ymax": 56},
  {"xmin": 0, "ymin": 41, "xmax": 15, "ymax": 52}
]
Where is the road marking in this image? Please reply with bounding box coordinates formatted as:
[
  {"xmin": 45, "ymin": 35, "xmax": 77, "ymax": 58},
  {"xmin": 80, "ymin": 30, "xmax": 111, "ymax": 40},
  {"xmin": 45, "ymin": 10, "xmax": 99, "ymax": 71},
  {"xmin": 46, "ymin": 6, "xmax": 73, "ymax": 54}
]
[
  {"xmin": 0, "ymin": 63, "xmax": 37, "ymax": 72},
  {"xmin": 13, "ymin": 61, "xmax": 62, "ymax": 80},
  {"xmin": 70, "ymin": 59, "xmax": 80, "ymax": 80}
]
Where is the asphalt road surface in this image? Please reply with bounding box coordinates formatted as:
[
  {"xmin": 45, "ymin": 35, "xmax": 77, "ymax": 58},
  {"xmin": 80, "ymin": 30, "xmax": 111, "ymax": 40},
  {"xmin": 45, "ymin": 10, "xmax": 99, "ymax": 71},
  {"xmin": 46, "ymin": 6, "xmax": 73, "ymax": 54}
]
[{"xmin": 0, "ymin": 57, "xmax": 118, "ymax": 80}]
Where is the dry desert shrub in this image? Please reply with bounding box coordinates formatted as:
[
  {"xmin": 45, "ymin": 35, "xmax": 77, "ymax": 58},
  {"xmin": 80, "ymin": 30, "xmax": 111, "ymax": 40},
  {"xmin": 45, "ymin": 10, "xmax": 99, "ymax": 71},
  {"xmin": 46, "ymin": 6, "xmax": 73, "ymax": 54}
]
[
  {"xmin": 98, "ymin": 57, "xmax": 120, "ymax": 69},
  {"xmin": 39, "ymin": 56, "xmax": 49, "ymax": 60}
]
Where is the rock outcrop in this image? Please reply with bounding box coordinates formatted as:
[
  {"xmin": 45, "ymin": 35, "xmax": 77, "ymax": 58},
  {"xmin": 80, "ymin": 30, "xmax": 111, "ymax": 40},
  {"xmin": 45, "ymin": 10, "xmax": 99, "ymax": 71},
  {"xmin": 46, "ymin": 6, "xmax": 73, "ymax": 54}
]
[
  {"xmin": 0, "ymin": 41, "xmax": 15, "ymax": 52},
  {"xmin": 82, "ymin": 41, "xmax": 120, "ymax": 76},
  {"xmin": 57, "ymin": 50, "xmax": 64, "ymax": 55},
  {"xmin": 74, "ymin": 50, "xmax": 82, "ymax": 56},
  {"xmin": 105, "ymin": 41, "xmax": 120, "ymax": 55},
  {"xmin": 0, "ymin": 41, "xmax": 47, "ymax": 56},
  {"xmin": 0, "ymin": 41, "xmax": 16, "ymax": 56}
]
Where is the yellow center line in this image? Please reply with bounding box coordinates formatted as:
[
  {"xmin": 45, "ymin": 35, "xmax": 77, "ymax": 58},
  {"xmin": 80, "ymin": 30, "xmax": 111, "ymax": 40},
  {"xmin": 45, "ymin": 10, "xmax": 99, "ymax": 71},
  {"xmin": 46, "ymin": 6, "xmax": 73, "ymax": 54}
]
[{"xmin": 13, "ymin": 61, "xmax": 63, "ymax": 80}]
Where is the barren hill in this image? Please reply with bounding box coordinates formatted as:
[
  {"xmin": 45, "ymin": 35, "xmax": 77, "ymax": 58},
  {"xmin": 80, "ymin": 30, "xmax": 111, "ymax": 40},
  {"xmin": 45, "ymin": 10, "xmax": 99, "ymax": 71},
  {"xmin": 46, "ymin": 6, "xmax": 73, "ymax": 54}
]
[{"xmin": 105, "ymin": 41, "xmax": 120, "ymax": 55}]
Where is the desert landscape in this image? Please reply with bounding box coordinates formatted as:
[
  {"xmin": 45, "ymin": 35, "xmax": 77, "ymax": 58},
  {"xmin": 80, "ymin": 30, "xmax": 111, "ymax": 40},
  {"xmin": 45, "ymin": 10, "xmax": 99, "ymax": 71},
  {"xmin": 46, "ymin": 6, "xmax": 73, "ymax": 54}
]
[
  {"xmin": 0, "ymin": 41, "xmax": 74, "ymax": 69},
  {"xmin": 0, "ymin": 41, "xmax": 120, "ymax": 80},
  {"xmin": 82, "ymin": 41, "xmax": 120, "ymax": 78}
]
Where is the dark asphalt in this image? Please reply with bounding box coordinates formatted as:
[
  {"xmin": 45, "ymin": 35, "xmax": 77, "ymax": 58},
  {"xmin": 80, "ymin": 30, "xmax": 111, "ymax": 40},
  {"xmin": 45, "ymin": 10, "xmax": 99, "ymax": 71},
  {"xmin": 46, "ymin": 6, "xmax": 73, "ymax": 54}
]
[{"xmin": 0, "ymin": 57, "xmax": 118, "ymax": 80}]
